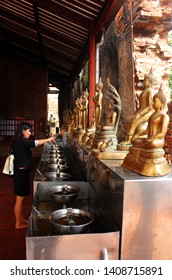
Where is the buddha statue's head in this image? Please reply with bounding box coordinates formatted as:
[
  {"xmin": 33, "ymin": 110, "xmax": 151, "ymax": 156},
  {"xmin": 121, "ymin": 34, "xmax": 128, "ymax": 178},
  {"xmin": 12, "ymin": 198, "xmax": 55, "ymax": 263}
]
[
  {"xmin": 95, "ymin": 78, "xmax": 103, "ymax": 92},
  {"xmin": 153, "ymin": 84, "xmax": 167, "ymax": 109},
  {"xmin": 145, "ymin": 68, "xmax": 155, "ymax": 85}
]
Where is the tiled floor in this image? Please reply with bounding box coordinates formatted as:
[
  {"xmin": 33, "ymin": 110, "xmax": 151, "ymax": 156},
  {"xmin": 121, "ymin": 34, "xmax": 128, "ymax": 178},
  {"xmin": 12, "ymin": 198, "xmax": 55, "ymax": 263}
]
[{"xmin": 0, "ymin": 155, "xmax": 40, "ymax": 260}]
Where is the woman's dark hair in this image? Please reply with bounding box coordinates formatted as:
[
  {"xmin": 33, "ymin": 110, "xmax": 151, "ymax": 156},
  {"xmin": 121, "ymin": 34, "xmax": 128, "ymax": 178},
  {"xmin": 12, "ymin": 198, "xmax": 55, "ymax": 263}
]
[{"xmin": 14, "ymin": 122, "xmax": 32, "ymax": 140}]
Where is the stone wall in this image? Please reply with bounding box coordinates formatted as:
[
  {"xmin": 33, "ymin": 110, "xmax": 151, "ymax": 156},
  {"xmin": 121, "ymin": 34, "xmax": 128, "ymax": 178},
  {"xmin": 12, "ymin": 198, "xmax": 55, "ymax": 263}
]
[
  {"xmin": 99, "ymin": 0, "xmax": 172, "ymax": 141},
  {"xmin": 133, "ymin": 0, "xmax": 172, "ymax": 98}
]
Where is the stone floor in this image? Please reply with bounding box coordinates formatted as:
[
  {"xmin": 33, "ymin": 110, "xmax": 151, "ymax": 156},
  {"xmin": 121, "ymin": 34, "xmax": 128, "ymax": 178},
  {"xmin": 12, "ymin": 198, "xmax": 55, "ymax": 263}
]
[{"xmin": 0, "ymin": 143, "xmax": 40, "ymax": 260}]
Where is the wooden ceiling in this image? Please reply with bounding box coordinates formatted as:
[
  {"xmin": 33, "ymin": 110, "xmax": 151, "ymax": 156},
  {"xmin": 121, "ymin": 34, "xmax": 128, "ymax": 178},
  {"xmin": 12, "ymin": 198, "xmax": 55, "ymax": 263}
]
[{"xmin": 0, "ymin": 0, "xmax": 124, "ymax": 80}]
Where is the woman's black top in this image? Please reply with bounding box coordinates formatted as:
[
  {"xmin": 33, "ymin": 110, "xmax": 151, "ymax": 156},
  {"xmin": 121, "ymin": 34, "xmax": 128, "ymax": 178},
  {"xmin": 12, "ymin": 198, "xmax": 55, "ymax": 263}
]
[{"xmin": 11, "ymin": 138, "xmax": 35, "ymax": 169}]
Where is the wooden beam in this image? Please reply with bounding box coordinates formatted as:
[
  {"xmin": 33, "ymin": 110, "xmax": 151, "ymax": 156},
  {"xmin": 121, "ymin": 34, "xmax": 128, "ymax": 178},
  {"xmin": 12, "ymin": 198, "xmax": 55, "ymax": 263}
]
[
  {"xmin": 72, "ymin": 0, "xmax": 125, "ymax": 80},
  {"xmin": 26, "ymin": 0, "xmax": 92, "ymax": 29},
  {"xmin": 95, "ymin": 0, "xmax": 126, "ymax": 33}
]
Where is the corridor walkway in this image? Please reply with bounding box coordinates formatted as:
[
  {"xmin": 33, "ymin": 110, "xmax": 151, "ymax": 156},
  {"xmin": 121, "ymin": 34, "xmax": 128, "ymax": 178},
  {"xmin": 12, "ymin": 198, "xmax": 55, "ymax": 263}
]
[{"xmin": 0, "ymin": 153, "xmax": 39, "ymax": 260}]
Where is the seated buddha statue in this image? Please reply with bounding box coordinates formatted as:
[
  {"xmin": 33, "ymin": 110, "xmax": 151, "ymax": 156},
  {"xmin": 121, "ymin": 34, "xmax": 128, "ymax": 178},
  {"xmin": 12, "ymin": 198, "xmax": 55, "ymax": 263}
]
[
  {"xmin": 122, "ymin": 86, "xmax": 170, "ymax": 176},
  {"xmin": 102, "ymin": 100, "xmax": 116, "ymax": 129},
  {"xmin": 132, "ymin": 86, "xmax": 169, "ymax": 149},
  {"xmin": 120, "ymin": 69, "xmax": 155, "ymax": 146},
  {"xmin": 101, "ymin": 78, "xmax": 121, "ymax": 133},
  {"xmin": 91, "ymin": 78, "xmax": 121, "ymax": 149},
  {"xmin": 82, "ymin": 110, "xmax": 96, "ymax": 145}
]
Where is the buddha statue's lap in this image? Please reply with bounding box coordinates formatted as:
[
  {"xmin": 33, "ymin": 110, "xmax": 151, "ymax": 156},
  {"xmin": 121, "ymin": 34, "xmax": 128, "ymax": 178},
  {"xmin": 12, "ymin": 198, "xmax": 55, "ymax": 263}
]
[
  {"xmin": 133, "ymin": 138, "xmax": 164, "ymax": 149},
  {"xmin": 100, "ymin": 125, "xmax": 114, "ymax": 131}
]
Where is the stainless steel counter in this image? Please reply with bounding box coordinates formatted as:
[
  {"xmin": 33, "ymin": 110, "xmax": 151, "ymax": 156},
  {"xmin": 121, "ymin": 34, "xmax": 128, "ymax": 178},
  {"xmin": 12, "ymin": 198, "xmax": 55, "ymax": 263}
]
[
  {"xmin": 26, "ymin": 181, "xmax": 119, "ymax": 260},
  {"xmin": 28, "ymin": 138, "xmax": 172, "ymax": 260},
  {"xmin": 89, "ymin": 155, "xmax": 172, "ymax": 260}
]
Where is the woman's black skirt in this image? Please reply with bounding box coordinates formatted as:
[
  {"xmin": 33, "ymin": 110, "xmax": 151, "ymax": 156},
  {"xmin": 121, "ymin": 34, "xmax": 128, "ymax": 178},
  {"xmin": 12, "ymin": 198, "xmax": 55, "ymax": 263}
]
[{"xmin": 13, "ymin": 168, "xmax": 30, "ymax": 196}]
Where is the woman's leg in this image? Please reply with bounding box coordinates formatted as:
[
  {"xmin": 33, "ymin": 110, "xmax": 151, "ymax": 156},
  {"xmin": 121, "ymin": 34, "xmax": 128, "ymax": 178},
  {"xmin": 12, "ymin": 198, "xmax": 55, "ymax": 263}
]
[{"xmin": 14, "ymin": 195, "xmax": 28, "ymax": 229}]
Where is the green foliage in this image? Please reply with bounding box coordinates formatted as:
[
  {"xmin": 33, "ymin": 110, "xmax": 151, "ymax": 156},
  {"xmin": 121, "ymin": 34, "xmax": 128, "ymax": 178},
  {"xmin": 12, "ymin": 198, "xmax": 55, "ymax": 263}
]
[
  {"xmin": 82, "ymin": 74, "xmax": 88, "ymax": 90},
  {"xmin": 169, "ymin": 30, "xmax": 172, "ymax": 46}
]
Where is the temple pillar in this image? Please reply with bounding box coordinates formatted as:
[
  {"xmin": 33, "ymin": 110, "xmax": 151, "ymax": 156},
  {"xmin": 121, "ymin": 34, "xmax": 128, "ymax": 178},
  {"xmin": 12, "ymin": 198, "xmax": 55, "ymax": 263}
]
[{"xmin": 88, "ymin": 30, "xmax": 95, "ymax": 127}]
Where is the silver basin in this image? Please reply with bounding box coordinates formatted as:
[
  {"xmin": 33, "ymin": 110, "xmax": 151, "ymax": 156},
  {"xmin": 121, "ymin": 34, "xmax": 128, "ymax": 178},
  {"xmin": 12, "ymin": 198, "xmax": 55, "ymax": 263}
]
[
  {"xmin": 56, "ymin": 151, "xmax": 64, "ymax": 156},
  {"xmin": 49, "ymin": 154, "xmax": 58, "ymax": 159},
  {"xmin": 49, "ymin": 208, "xmax": 95, "ymax": 234},
  {"xmin": 49, "ymin": 153, "xmax": 65, "ymax": 159},
  {"xmin": 49, "ymin": 150, "xmax": 57, "ymax": 155},
  {"xmin": 44, "ymin": 171, "xmax": 71, "ymax": 181},
  {"xmin": 58, "ymin": 158, "xmax": 67, "ymax": 164},
  {"xmin": 49, "ymin": 158, "xmax": 58, "ymax": 164},
  {"xmin": 48, "ymin": 163, "xmax": 69, "ymax": 172},
  {"xmin": 50, "ymin": 150, "xmax": 64, "ymax": 155},
  {"xmin": 56, "ymin": 146, "xmax": 63, "ymax": 151},
  {"xmin": 49, "ymin": 158, "xmax": 67, "ymax": 164},
  {"xmin": 47, "ymin": 185, "xmax": 80, "ymax": 204}
]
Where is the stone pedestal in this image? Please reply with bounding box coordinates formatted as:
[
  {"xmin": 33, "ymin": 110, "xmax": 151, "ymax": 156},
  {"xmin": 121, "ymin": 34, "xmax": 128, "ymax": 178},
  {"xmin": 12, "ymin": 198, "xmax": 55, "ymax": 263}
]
[
  {"xmin": 91, "ymin": 127, "xmax": 117, "ymax": 149},
  {"xmin": 91, "ymin": 148, "xmax": 128, "ymax": 159},
  {"xmin": 116, "ymin": 143, "xmax": 131, "ymax": 151},
  {"xmin": 72, "ymin": 127, "xmax": 85, "ymax": 142},
  {"xmin": 122, "ymin": 146, "xmax": 171, "ymax": 176},
  {"xmin": 82, "ymin": 129, "xmax": 95, "ymax": 146}
]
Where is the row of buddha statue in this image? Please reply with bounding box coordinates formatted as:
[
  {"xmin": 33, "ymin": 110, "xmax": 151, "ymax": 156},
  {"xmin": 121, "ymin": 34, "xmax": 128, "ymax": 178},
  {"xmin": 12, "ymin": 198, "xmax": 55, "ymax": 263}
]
[{"xmin": 62, "ymin": 70, "xmax": 171, "ymax": 177}]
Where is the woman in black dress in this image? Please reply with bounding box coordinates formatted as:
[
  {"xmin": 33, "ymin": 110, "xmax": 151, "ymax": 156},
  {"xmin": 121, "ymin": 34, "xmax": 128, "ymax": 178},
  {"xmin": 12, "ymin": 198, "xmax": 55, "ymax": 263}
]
[{"xmin": 11, "ymin": 122, "xmax": 54, "ymax": 229}]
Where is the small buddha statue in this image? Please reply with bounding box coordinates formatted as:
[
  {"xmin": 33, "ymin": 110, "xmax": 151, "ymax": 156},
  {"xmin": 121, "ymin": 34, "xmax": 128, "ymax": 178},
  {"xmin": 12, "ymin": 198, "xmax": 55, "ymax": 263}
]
[
  {"xmin": 82, "ymin": 110, "xmax": 96, "ymax": 146},
  {"xmin": 120, "ymin": 69, "xmax": 155, "ymax": 146},
  {"xmin": 73, "ymin": 98, "xmax": 80, "ymax": 130},
  {"xmin": 101, "ymin": 78, "xmax": 121, "ymax": 133},
  {"xmin": 132, "ymin": 86, "xmax": 169, "ymax": 149},
  {"xmin": 93, "ymin": 79, "xmax": 103, "ymax": 128},
  {"xmin": 122, "ymin": 85, "xmax": 170, "ymax": 176},
  {"xmin": 81, "ymin": 90, "xmax": 89, "ymax": 130},
  {"xmin": 91, "ymin": 78, "xmax": 121, "ymax": 150}
]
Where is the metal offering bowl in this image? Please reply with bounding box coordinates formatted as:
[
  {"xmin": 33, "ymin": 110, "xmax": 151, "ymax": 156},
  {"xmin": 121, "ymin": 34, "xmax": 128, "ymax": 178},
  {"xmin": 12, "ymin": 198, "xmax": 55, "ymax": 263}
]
[
  {"xmin": 49, "ymin": 154, "xmax": 58, "ymax": 159},
  {"xmin": 50, "ymin": 150, "xmax": 64, "ymax": 156},
  {"xmin": 49, "ymin": 150, "xmax": 57, "ymax": 155},
  {"xmin": 58, "ymin": 158, "xmax": 67, "ymax": 164},
  {"xmin": 49, "ymin": 208, "xmax": 95, "ymax": 234},
  {"xmin": 45, "ymin": 171, "xmax": 71, "ymax": 181},
  {"xmin": 56, "ymin": 151, "xmax": 64, "ymax": 156},
  {"xmin": 49, "ymin": 158, "xmax": 67, "ymax": 164},
  {"xmin": 48, "ymin": 163, "xmax": 69, "ymax": 172},
  {"xmin": 47, "ymin": 185, "xmax": 80, "ymax": 204},
  {"xmin": 56, "ymin": 146, "xmax": 63, "ymax": 150},
  {"xmin": 56, "ymin": 172, "xmax": 71, "ymax": 180},
  {"xmin": 49, "ymin": 158, "xmax": 58, "ymax": 164}
]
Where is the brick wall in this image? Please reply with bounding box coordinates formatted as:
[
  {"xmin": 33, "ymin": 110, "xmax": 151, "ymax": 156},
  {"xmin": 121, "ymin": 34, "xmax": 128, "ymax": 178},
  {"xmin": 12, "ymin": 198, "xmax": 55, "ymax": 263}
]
[{"xmin": 0, "ymin": 52, "xmax": 48, "ymax": 141}]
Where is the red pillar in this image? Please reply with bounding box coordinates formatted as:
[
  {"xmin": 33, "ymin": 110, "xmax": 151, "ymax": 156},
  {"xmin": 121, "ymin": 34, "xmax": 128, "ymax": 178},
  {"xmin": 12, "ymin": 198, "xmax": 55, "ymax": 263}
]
[{"xmin": 88, "ymin": 30, "xmax": 95, "ymax": 127}]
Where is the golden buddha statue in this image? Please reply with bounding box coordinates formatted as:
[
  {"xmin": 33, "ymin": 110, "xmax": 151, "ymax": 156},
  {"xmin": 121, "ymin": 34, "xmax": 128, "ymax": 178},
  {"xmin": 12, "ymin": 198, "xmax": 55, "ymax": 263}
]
[
  {"xmin": 82, "ymin": 110, "xmax": 96, "ymax": 146},
  {"xmin": 101, "ymin": 78, "xmax": 121, "ymax": 133},
  {"xmin": 73, "ymin": 91, "xmax": 89, "ymax": 142},
  {"xmin": 91, "ymin": 78, "xmax": 121, "ymax": 150},
  {"xmin": 122, "ymin": 85, "xmax": 171, "ymax": 176},
  {"xmin": 73, "ymin": 98, "xmax": 80, "ymax": 130},
  {"xmin": 119, "ymin": 69, "xmax": 155, "ymax": 147},
  {"xmin": 81, "ymin": 90, "xmax": 89, "ymax": 130},
  {"xmin": 93, "ymin": 79, "xmax": 103, "ymax": 128}
]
